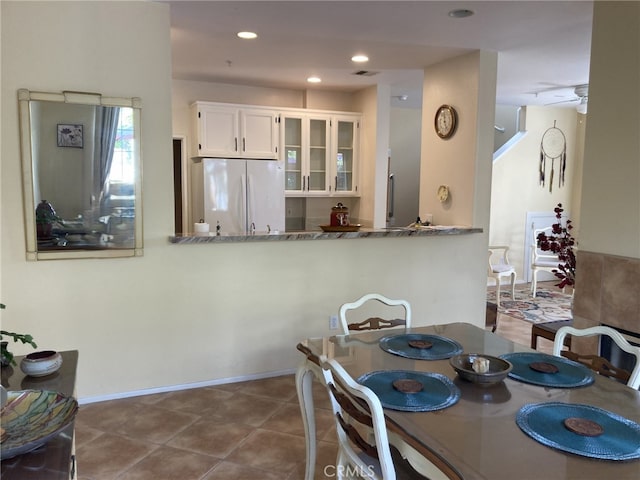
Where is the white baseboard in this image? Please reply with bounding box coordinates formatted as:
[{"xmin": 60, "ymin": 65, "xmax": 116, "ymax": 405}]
[{"xmin": 79, "ymin": 367, "xmax": 297, "ymax": 405}]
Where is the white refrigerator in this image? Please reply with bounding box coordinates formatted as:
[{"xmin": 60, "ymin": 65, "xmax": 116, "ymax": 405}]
[{"xmin": 203, "ymin": 158, "xmax": 285, "ymax": 234}]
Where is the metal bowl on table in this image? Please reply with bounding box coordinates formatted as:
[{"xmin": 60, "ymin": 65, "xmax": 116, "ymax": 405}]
[{"xmin": 449, "ymin": 353, "xmax": 512, "ymax": 386}]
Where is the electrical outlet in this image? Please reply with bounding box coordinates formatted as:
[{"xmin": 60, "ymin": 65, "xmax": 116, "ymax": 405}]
[{"xmin": 329, "ymin": 315, "xmax": 339, "ymax": 330}]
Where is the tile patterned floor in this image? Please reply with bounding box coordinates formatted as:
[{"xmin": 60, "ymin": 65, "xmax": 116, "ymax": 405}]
[{"xmin": 75, "ymin": 285, "xmax": 555, "ymax": 479}]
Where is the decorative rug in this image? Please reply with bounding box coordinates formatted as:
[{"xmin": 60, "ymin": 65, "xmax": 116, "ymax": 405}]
[{"xmin": 486, "ymin": 287, "xmax": 573, "ymax": 324}]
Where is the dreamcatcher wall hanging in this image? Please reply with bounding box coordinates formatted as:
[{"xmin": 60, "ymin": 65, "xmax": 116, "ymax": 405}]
[{"xmin": 539, "ymin": 121, "xmax": 567, "ymax": 192}]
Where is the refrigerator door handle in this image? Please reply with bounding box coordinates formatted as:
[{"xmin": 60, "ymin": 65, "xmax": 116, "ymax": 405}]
[
  {"xmin": 387, "ymin": 173, "xmax": 395, "ymax": 219},
  {"xmin": 241, "ymin": 173, "xmax": 248, "ymax": 232}
]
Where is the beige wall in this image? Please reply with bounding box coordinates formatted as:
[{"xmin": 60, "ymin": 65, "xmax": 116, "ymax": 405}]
[
  {"xmin": 420, "ymin": 51, "xmax": 497, "ymax": 230},
  {"xmin": 579, "ymin": 1, "xmax": 640, "ymax": 259},
  {"xmin": 490, "ymin": 106, "xmax": 582, "ymax": 278},
  {"xmin": 570, "ymin": 1, "xmax": 640, "ymax": 344},
  {"xmin": 1, "ymin": 1, "xmax": 488, "ymax": 401}
]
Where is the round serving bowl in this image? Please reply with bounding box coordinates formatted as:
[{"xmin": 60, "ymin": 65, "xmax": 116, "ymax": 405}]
[
  {"xmin": 20, "ymin": 351, "xmax": 63, "ymax": 377},
  {"xmin": 449, "ymin": 353, "xmax": 512, "ymax": 386}
]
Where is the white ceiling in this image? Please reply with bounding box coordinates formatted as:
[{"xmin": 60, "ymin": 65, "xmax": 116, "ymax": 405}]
[{"xmin": 167, "ymin": 1, "xmax": 593, "ymax": 109}]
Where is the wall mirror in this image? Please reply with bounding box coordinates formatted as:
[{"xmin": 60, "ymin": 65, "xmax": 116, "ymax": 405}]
[{"xmin": 18, "ymin": 89, "xmax": 143, "ymax": 260}]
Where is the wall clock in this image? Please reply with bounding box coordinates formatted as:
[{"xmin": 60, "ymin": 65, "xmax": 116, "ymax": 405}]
[
  {"xmin": 437, "ymin": 185, "xmax": 450, "ymax": 203},
  {"xmin": 434, "ymin": 105, "xmax": 457, "ymax": 139}
]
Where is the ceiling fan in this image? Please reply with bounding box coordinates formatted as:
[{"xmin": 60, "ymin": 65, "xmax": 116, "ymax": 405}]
[{"xmin": 543, "ymin": 84, "xmax": 589, "ymax": 113}]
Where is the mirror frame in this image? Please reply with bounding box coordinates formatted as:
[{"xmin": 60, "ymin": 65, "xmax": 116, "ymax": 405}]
[{"xmin": 18, "ymin": 89, "xmax": 143, "ymax": 260}]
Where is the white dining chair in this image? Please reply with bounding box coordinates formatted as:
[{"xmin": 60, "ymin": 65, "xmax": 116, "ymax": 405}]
[
  {"xmin": 487, "ymin": 246, "xmax": 516, "ymax": 307},
  {"xmin": 339, "ymin": 293, "xmax": 412, "ymax": 335},
  {"xmin": 553, "ymin": 325, "xmax": 640, "ymax": 389},
  {"xmin": 321, "ymin": 357, "xmax": 450, "ymax": 479},
  {"xmin": 531, "ymin": 227, "xmax": 562, "ymax": 297}
]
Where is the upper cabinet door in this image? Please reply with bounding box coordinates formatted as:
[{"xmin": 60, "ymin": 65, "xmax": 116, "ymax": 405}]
[
  {"xmin": 195, "ymin": 105, "xmax": 240, "ymax": 158},
  {"xmin": 240, "ymin": 109, "xmax": 279, "ymax": 159},
  {"xmin": 306, "ymin": 116, "xmax": 331, "ymax": 195},
  {"xmin": 192, "ymin": 103, "xmax": 279, "ymax": 159},
  {"xmin": 331, "ymin": 115, "xmax": 360, "ymax": 196},
  {"xmin": 283, "ymin": 115, "xmax": 304, "ymax": 194}
]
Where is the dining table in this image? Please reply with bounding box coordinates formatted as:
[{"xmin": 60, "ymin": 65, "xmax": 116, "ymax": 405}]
[{"xmin": 296, "ymin": 322, "xmax": 640, "ymax": 480}]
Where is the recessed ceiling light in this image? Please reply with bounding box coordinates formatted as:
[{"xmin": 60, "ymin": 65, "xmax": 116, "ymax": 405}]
[
  {"xmin": 448, "ymin": 9, "xmax": 474, "ymax": 18},
  {"xmin": 237, "ymin": 31, "xmax": 257, "ymax": 39},
  {"xmin": 307, "ymin": 76, "xmax": 322, "ymax": 83},
  {"xmin": 351, "ymin": 54, "xmax": 369, "ymax": 63}
]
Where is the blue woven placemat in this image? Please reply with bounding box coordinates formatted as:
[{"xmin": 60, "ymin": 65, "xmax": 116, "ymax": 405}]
[
  {"xmin": 516, "ymin": 402, "xmax": 640, "ymax": 460},
  {"xmin": 500, "ymin": 352, "xmax": 595, "ymax": 388},
  {"xmin": 379, "ymin": 333, "xmax": 463, "ymax": 360},
  {"xmin": 358, "ymin": 370, "xmax": 460, "ymax": 412}
]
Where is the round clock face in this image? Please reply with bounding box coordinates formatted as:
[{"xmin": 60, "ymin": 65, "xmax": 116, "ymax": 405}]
[
  {"xmin": 435, "ymin": 105, "xmax": 457, "ymax": 139},
  {"xmin": 437, "ymin": 185, "xmax": 450, "ymax": 202}
]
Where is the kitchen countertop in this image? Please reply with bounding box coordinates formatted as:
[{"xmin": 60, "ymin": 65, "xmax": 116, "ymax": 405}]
[{"xmin": 169, "ymin": 226, "xmax": 483, "ymax": 244}]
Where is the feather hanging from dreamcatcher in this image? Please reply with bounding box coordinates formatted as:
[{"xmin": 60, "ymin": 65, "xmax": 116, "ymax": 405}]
[
  {"xmin": 539, "ymin": 122, "xmax": 567, "ymax": 193},
  {"xmin": 560, "ymin": 147, "xmax": 567, "ymax": 187}
]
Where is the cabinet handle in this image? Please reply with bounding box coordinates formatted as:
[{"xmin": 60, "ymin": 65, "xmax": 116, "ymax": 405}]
[
  {"xmin": 70, "ymin": 454, "xmax": 76, "ymax": 479},
  {"xmin": 302, "ymin": 176, "xmax": 306, "ymax": 191},
  {"xmin": 243, "ymin": 138, "xmax": 246, "ymax": 152},
  {"xmin": 307, "ymin": 175, "xmax": 310, "ymax": 191},
  {"xmin": 234, "ymin": 138, "xmax": 238, "ymax": 152},
  {"xmin": 335, "ymin": 176, "xmax": 338, "ymax": 191}
]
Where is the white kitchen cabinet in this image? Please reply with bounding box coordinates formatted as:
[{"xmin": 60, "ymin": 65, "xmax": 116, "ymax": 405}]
[
  {"xmin": 282, "ymin": 113, "xmax": 331, "ymax": 196},
  {"xmin": 331, "ymin": 115, "xmax": 360, "ymax": 196},
  {"xmin": 282, "ymin": 111, "xmax": 360, "ymax": 197},
  {"xmin": 191, "ymin": 102, "xmax": 279, "ymax": 159}
]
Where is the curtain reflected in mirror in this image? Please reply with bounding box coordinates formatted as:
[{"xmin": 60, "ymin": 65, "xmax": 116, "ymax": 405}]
[{"xmin": 18, "ymin": 89, "xmax": 142, "ymax": 260}]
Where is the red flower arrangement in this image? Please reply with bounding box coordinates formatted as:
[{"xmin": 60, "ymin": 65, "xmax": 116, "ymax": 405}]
[{"xmin": 536, "ymin": 203, "xmax": 576, "ymax": 289}]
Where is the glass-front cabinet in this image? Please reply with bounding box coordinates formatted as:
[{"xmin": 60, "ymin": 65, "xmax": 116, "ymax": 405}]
[
  {"xmin": 333, "ymin": 116, "xmax": 359, "ymax": 195},
  {"xmin": 283, "ymin": 114, "xmax": 331, "ymax": 196},
  {"xmin": 283, "ymin": 115, "xmax": 303, "ymax": 191},
  {"xmin": 282, "ymin": 111, "xmax": 359, "ymax": 197}
]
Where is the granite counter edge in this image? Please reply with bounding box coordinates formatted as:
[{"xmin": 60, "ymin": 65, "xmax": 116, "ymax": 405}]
[{"xmin": 168, "ymin": 227, "xmax": 483, "ymax": 244}]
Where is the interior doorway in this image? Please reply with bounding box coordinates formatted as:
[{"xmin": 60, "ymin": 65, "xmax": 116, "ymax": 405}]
[{"xmin": 172, "ymin": 137, "xmax": 189, "ymax": 235}]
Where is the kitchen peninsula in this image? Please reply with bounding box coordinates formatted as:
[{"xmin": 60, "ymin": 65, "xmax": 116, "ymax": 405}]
[{"xmin": 169, "ymin": 226, "xmax": 482, "ymax": 244}]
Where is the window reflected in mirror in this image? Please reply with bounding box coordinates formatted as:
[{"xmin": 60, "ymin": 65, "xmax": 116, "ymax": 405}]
[{"xmin": 18, "ymin": 89, "xmax": 143, "ymax": 260}]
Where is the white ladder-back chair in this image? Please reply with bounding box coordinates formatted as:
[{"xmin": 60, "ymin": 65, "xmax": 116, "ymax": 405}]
[
  {"xmin": 339, "ymin": 293, "xmax": 412, "ymax": 335},
  {"xmin": 531, "ymin": 227, "xmax": 562, "ymax": 297},
  {"xmin": 487, "ymin": 246, "xmax": 516, "ymax": 307},
  {"xmin": 322, "ymin": 357, "xmax": 447, "ymax": 479},
  {"xmin": 553, "ymin": 325, "xmax": 640, "ymax": 389}
]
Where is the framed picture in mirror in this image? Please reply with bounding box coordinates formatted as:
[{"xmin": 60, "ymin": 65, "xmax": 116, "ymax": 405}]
[{"xmin": 57, "ymin": 123, "xmax": 83, "ymax": 148}]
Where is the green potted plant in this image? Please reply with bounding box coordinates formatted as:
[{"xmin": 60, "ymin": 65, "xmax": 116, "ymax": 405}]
[
  {"xmin": 35, "ymin": 199, "xmax": 61, "ymax": 238},
  {"xmin": 0, "ymin": 304, "xmax": 37, "ymax": 367}
]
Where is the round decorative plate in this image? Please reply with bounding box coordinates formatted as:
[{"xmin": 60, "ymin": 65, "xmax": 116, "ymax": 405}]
[
  {"xmin": 0, "ymin": 390, "xmax": 78, "ymax": 460},
  {"xmin": 379, "ymin": 333, "xmax": 463, "ymax": 360},
  {"xmin": 437, "ymin": 185, "xmax": 450, "ymax": 202}
]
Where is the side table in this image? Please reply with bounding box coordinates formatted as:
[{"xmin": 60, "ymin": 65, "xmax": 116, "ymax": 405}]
[
  {"xmin": 531, "ymin": 321, "xmax": 572, "ymax": 350},
  {"xmin": 1, "ymin": 350, "xmax": 78, "ymax": 480}
]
